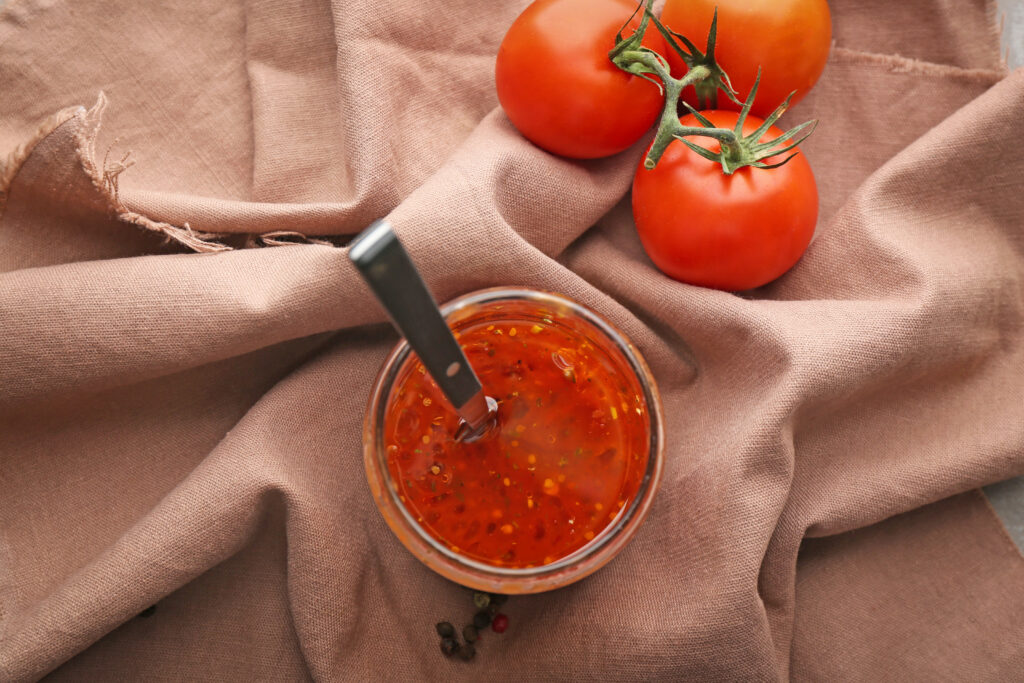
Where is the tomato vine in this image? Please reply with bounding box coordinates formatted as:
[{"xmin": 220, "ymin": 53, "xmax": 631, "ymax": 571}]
[{"xmin": 609, "ymin": 0, "xmax": 817, "ymax": 174}]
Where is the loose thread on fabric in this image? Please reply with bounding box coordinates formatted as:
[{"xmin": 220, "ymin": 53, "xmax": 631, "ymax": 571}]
[
  {"xmin": 64, "ymin": 93, "xmax": 336, "ymax": 253},
  {"xmin": 73, "ymin": 93, "xmax": 234, "ymax": 253}
]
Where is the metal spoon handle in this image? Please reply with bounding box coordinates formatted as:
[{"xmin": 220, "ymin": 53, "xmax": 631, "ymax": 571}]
[{"xmin": 348, "ymin": 220, "xmax": 490, "ymax": 428}]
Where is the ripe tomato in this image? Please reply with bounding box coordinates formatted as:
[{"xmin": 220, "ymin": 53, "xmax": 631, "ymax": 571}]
[
  {"xmin": 631, "ymin": 110, "xmax": 818, "ymax": 291},
  {"xmin": 660, "ymin": 0, "xmax": 832, "ymax": 117},
  {"xmin": 495, "ymin": 0, "xmax": 667, "ymax": 159}
]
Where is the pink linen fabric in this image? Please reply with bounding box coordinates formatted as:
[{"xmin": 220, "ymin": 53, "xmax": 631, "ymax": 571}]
[{"xmin": 1, "ymin": 0, "xmax": 1022, "ymax": 679}]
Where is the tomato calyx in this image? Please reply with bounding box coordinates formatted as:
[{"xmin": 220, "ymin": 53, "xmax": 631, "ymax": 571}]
[
  {"xmin": 679, "ymin": 71, "xmax": 818, "ymax": 175},
  {"xmin": 609, "ymin": 2, "xmax": 736, "ymax": 111},
  {"xmin": 610, "ymin": 0, "xmax": 818, "ymax": 175},
  {"xmin": 607, "ymin": 0, "xmax": 672, "ymax": 94},
  {"xmin": 650, "ymin": 8, "xmax": 737, "ymax": 111}
]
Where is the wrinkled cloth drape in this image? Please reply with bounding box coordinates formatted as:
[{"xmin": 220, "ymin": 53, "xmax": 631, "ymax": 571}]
[{"xmin": 1, "ymin": 0, "xmax": 1023, "ymax": 680}]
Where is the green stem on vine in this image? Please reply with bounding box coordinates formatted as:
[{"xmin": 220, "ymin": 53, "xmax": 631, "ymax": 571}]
[
  {"xmin": 609, "ymin": 0, "xmax": 816, "ymax": 175},
  {"xmin": 677, "ymin": 70, "xmax": 818, "ymax": 175}
]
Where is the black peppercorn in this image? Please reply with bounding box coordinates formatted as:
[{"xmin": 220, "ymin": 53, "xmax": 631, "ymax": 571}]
[
  {"xmin": 463, "ymin": 624, "xmax": 479, "ymax": 643},
  {"xmin": 458, "ymin": 642, "xmax": 476, "ymax": 661},
  {"xmin": 440, "ymin": 637, "xmax": 459, "ymax": 657},
  {"xmin": 489, "ymin": 593, "xmax": 508, "ymax": 606},
  {"xmin": 473, "ymin": 610, "xmax": 491, "ymax": 630},
  {"xmin": 436, "ymin": 621, "xmax": 455, "ymax": 638}
]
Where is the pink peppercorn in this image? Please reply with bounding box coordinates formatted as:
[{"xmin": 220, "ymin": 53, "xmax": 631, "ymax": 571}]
[{"xmin": 491, "ymin": 613, "xmax": 509, "ymax": 634}]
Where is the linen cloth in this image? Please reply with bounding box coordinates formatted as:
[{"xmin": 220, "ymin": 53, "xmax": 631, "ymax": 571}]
[{"xmin": 1, "ymin": 0, "xmax": 1023, "ymax": 679}]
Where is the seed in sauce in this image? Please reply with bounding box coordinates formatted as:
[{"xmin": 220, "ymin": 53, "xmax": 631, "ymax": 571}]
[{"xmin": 383, "ymin": 313, "xmax": 649, "ymax": 568}]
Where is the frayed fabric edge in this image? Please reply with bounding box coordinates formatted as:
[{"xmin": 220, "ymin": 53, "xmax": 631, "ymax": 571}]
[
  {"xmin": 74, "ymin": 93, "xmax": 233, "ymax": 253},
  {"xmin": 3, "ymin": 93, "xmax": 336, "ymax": 254},
  {"xmin": 248, "ymin": 231, "xmax": 335, "ymax": 248},
  {"xmin": 0, "ymin": 105, "xmax": 83, "ymax": 219}
]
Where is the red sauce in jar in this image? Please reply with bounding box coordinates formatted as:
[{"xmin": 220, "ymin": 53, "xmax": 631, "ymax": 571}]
[{"xmin": 383, "ymin": 307, "xmax": 650, "ymax": 568}]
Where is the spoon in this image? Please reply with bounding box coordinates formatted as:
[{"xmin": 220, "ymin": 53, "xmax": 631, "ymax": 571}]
[{"xmin": 348, "ymin": 220, "xmax": 498, "ymax": 442}]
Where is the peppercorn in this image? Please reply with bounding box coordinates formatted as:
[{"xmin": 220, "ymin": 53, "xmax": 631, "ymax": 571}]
[
  {"xmin": 491, "ymin": 613, "xmax": 509, "ymax": 634},
  {"xmin": 473, "ymin": 610, "xmax": 491, "ymax": 630},
  {"xmin": 487, "ymin": 603, "xmax": 499, "ymax": 617},
  {"xmin": 440, "ymin": 637, "xmax": 460, "ymax": 657},
  {"xmin": 436, "ymin": 621, "xmax": 455, "ymax": 638},
  {"xmin": 458, "ymin": 643, "xmax": 476, "ymax": 661},
  {"xmin": 472, "ymin": 592, "xmax": 490, "ymax": 609},
  {"xmin": 489, "ymin": 593, "xmax": 508, "ymax": 606},
  {"xmin": 462, "ymin": 624, "xmax": 479, "ymax": 643}
]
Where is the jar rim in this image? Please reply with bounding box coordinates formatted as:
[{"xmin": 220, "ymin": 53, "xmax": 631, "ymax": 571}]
[{"xmin": 363, "ymin": 287, "xmax": 665, "ymax": 593}]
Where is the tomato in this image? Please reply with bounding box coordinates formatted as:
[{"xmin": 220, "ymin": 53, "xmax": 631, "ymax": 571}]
[
  {"xmin": 660, "ymin": 0, "xmax": 832, "ymax": 117},
  {"xmin": 495, "ymin": 0, "xmax": 667, "ymax": 159},
  {"xmin": 631, "ymin": 110, "xmax": 818, "ymax": 291}
]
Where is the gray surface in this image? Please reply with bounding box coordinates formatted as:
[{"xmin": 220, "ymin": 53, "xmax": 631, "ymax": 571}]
[
  {"xmin": 0, "ymin": 0, "xmax": 1021, "ymax": 548},
  {"xmin": 984, "ymin": 484, "xmax": 1024, "ymax": 553},
  {"xmin": 1001, "ymin": 0, "xmax": 1024, "ymax": 68},
  {"xmin": 984, "ymin": 0, "xmax": 1023, "ymax": 552},
  {"xmin": 986, "ymin": 477, "xmax": 1024, "ymax": 546}
]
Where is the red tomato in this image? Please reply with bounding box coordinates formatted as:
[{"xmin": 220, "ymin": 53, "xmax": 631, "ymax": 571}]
[
  {"xmin": 495, "ymin": 0, "xmax": 667, "ymax": 159},
  {"xmin": 660, "ymin": 0, "xmax": 832, "ymax": 117},
  {"xmin": 632, "ymin": 110, "xmax": 818, "ymax": 291}
]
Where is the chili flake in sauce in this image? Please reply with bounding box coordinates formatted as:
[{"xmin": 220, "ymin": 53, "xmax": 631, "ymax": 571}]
[{"xmin": 384, "ymin": 313, "xmax": 649, "ymax": 568}]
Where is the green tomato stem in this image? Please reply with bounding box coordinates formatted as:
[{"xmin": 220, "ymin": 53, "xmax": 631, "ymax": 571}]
[
  {"xmin": 610, "ymin": 0, "xmax": 815, "ymax": 175},
  {"xmin": 637, "ymin": 62, "xmax": 741, "ymax": 170}
]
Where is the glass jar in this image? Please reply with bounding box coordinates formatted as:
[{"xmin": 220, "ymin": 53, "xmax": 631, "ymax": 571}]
[{"xmin": 362, "ymin": 288, "xmax": 664, "ymax": 594}]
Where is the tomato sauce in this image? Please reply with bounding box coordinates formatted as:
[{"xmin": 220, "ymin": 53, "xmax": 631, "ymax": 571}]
[{"xmin": 383, "ymin": 307, "xmax": 650, "ymax": 568}]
